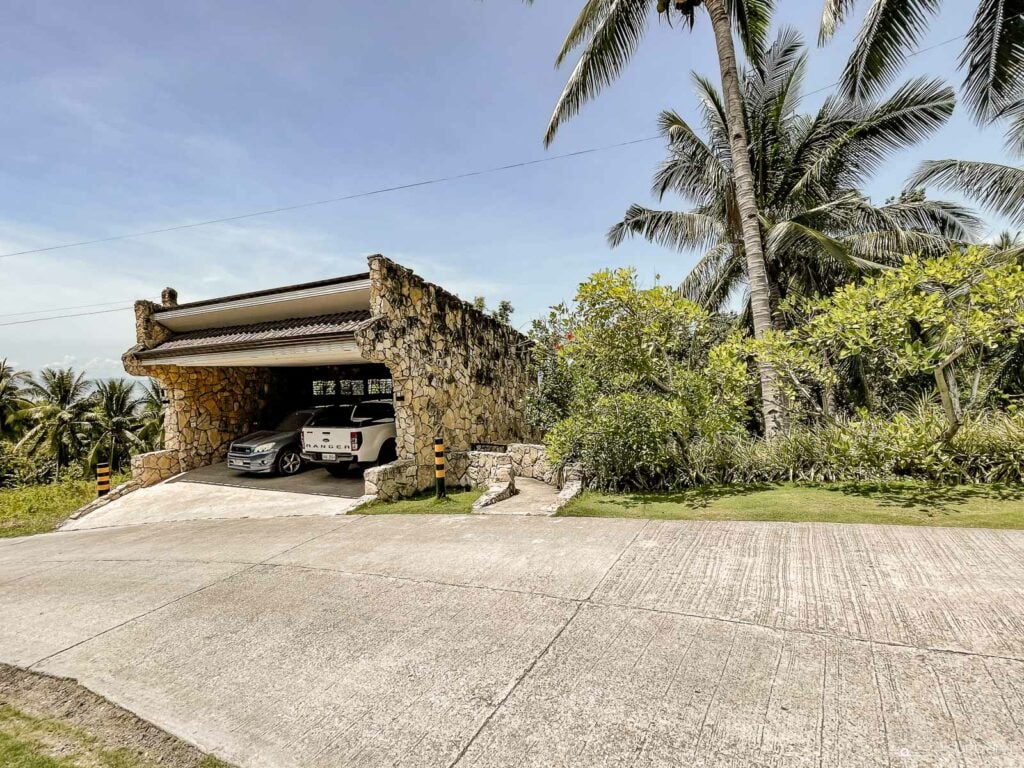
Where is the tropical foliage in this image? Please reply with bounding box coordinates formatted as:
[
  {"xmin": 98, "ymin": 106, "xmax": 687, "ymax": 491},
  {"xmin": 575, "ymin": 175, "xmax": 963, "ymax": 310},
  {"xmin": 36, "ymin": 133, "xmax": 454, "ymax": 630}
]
[
  {"xmin": 0, "ymin": 363, "xmax": 163, "ymax": 487},
  {"xmin": 753, "ymin": 247, "xmax": 1024, "ymax": 441},
  {"xmin": 819, "ymin": 0, "xmax": 1024, "ymax": 125},
  {"xmin": 529, "ymin": 269, "xmax": 751, "ymax": 488},
  {"xmin": 530, "ymin": 0, "xmax": 786, "ymax": 434},
  {"xmin": 609, "ymin": 29, "xmax": 979, "ymax": 320},
  {"xmin": 531, "ymin": 249, "xmax": 1024, "ymax": 489}
]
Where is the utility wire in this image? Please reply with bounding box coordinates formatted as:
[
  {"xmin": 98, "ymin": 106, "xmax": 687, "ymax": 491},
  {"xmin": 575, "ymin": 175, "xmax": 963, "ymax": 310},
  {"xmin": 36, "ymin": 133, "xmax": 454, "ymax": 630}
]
[
  {"xmin": 0, "ymin": 32, "xmax": 968, "ymax": 272},
  {"xmin": 0, "ymin": 136, "xmax": 660, "ymax": 260},
  {"xmin": 803, "ymin": 34, "xmax": 967, "ymax": 98},
  {"xmin": 0, "ymin": 306, "xmax": 134, "ymax": 327},
  {"xmin": 0, "ymin": 298, "xmax": 147, "ymax": 319}
]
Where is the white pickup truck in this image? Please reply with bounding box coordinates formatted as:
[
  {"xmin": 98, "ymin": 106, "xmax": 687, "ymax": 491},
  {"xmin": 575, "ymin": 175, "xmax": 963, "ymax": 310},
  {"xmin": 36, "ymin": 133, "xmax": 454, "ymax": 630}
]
[{"xmin": 300, "ymin": 399, "xmax": 398, "ymax": 477}]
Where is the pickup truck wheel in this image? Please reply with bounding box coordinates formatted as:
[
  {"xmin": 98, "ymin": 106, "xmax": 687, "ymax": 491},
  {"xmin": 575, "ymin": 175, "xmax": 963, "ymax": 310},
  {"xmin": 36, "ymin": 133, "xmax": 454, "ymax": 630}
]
[
  {"xmin": 276, "ymin": 449, "xmax": 303, "ymax": 476},
  {"xmin": 377, "ymin": 439, "xmax": 397, "ymax": 465}
]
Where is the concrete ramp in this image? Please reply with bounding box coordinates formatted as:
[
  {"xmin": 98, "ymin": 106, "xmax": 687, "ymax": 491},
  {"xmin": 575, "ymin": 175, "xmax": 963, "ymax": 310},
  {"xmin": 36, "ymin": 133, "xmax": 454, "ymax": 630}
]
[
  {"xmin": 63, "ymin": 480, "xmax": 365, "ymax": 531},
  {"xmin": 480, "ymin": 477, "xmax": 562, "ymax": 516}
]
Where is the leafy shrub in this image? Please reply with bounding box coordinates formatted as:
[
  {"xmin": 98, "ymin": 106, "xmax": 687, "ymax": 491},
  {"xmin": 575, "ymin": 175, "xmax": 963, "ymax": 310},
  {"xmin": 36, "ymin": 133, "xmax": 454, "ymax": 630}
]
[
  {"xmin": 681, "ymin": 408, "xmax": 1024, "ymax": 487},
  {"xmin": 530, "ymin": 269, "xmax": 752, "ymax": 489}
]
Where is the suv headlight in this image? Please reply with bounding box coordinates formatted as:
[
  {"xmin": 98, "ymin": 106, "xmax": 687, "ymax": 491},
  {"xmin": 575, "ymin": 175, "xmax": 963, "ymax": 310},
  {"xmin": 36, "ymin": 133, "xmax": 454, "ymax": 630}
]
[{"xmin": 253, "ymin": 442, "xmax": 276, "ymax": 454}]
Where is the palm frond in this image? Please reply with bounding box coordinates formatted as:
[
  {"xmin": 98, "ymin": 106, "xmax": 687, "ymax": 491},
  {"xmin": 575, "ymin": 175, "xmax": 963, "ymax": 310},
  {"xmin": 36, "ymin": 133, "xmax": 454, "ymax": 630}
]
[
  {"xmin": 959, "ymin": 0, "xmax": 1024, "ymax": 123},
  {"xmin": 728, "ymin": 0, "xmax": 775, "ymax": 65},
  {"xmin": 794, "ymin": 78, "xmax": 953, "ymax": 193},
  {"xmin": 819, "ymin": 0, "xmax": 862, "ymax": 44},
  {"xmin": 608, "ymin": 205, "xmax": 724, "ymax": 250},
  {"xmin": 907, "ymin": 159, "xmax": 1024, "ymax": 225},
  {"xmin": 996, "ymin": 98, "xmax": 1024, "ymax": 157},
  {"xmin": 550, "ymin": 0, "xmax": 614, "ymax": 65},
  {"xmin": 652, "ymin": 110, "xmax": 729, "ymax": 202},
  {"xmin": 544, "ymin": 0, "xmax": 655, "ymax": 146},
  {"xmin": 839, "ymin": 0, "xmax": 942, "ymax": 101},
  {"xmin": 679, "ymin": 242, "xmax": 745, "ymax": 311}
]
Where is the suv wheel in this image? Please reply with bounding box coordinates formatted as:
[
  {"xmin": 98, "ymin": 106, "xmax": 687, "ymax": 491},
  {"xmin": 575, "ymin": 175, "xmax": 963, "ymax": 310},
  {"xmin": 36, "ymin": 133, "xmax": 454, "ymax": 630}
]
[{"xmin": 276, "ymin": 449, "xmax": 303, "ymax": 476}]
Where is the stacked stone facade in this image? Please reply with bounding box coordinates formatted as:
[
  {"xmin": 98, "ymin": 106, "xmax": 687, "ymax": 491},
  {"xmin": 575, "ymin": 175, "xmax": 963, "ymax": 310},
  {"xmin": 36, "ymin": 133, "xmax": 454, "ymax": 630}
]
[
  {"xmin": 124, "ymin": 256, "xmax": 537, "ymax": 492},
  {"xmin": 355, "ymin": 256, "xmax": 538, "ymax": 489},
  {"xmin": 124, "ymin": 301, "xmax": 272, "ymax": 480}
]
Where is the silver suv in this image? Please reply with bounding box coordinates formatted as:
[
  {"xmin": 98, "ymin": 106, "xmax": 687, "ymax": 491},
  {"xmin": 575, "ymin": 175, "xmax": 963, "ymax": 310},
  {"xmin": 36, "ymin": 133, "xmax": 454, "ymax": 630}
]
[{"xmin": 227, "ymin": 409, "xmax": 316, "ymax": 476}]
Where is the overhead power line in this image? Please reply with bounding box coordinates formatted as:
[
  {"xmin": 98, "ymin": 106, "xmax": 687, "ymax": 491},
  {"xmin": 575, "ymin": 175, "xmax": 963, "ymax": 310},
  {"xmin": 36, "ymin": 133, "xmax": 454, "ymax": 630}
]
[
  {"xmin": 0, "ymin": 31, "xmax": 967, "ymax": 266},
  {"xmin": 0, "ymin": 306, "xmax": 134, "ymax": 327},
  {"xmin": 0, "ymin": 298, "xmax": 145, "ymax": 319},
  {"xmin": 0, "ymin": 136, "xmax": 660, "ymax": 260}
]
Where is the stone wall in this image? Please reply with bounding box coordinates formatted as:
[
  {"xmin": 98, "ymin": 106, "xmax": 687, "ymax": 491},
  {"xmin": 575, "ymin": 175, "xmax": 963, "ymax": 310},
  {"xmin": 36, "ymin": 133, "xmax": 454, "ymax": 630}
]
[
  {"xmin": 131, "ymin": 449, "xmax": 182, "ymax": 487},
  {"xmin": 363, "ymin": 459, "xmax": 419, "ymax": 502},
  {"xmin": 507, "ymin": 443, "xmax": 558, "ymax": 485},
  {"xmin": 124, "ymin": 302, "xmax": 272, "ymax": 475},
  {"xmin": 356, "ymin": 256, "xmax": 538, "ymax": 490}
]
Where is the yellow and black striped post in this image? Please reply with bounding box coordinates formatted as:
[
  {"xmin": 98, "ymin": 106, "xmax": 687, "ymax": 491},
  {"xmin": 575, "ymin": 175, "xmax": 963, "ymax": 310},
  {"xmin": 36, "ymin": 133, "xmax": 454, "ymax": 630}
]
[
  {"xmin": 96, "ymin": 462, "xmax": 111, "ymax": 497},
  {"xmin": 434, "ymin": 437, "xmax": 446, "ymax": 498}
]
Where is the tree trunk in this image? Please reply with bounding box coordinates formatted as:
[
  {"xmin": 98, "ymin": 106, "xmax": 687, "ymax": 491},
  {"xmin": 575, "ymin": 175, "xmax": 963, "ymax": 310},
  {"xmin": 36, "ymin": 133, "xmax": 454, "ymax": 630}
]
[
  {"xmin": 704, "ymin": 0, "xmax": 785, "ymax": 437},
  {"xmin": 934, "ymin": 363, "xmax": 963, "ymax": 443}
]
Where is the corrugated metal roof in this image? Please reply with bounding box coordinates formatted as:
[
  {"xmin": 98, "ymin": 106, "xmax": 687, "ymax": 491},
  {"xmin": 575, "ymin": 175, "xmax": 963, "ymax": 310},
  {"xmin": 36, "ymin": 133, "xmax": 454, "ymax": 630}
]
[{"xmin": 138, "ymin": 311, "xmax": 374, "ymax": 359}]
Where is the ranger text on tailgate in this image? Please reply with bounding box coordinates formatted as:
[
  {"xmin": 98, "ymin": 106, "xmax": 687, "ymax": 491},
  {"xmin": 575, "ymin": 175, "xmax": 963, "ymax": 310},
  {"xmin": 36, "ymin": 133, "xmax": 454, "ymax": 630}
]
[{"xmin": 301, "ymin": 400, "xmax": 398, "ymax": 477}]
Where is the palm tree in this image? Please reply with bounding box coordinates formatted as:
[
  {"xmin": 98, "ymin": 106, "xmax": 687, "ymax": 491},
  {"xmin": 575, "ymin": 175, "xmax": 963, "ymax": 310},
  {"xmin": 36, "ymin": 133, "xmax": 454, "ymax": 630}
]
[
  {"xmin": 530, "ymin": 0, "xmax": 786, "ymax": 433},
  {"xmin": 819, "ymin": 0, "xmax": 1024, "ymax": 124},
  {"xmin": 17, "ymin": 368, "xmax": 95, "ymax": 479},
  {"xmin": 609, "ymin": 30, "xmax": 980, "ymax": 319},
  {"xmin": 137, "ymin": 378, "xmax": 166, "ymax": 451},
  {"xmin": 88, "ymin": 379, "xmax": 145, "ymax": 472},
  {"xmin": 0, "ymin": 359, "xmax": 28, "ymax": 439}
]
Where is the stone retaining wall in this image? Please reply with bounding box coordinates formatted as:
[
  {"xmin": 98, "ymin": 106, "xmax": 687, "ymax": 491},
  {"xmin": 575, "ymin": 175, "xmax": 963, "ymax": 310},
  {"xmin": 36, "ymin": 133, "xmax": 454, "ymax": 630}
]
[
  {"xmin": 363, "ymin": 459, "xmax": 419, "ymax": 502},
  {"xmin": 131, "ymin": 449, "xmax": 182, "ymax": 487},
  {"xmin": 355, "ymin": 257, "xmax": 538, "ymax": 490}
]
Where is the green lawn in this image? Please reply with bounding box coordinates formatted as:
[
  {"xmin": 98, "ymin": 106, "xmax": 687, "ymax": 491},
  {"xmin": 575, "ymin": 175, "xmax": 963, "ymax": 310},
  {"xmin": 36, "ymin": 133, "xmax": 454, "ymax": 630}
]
[
  {"xmin": 560, "ymin": 482, "xmax": 1024, "ymax": 529},
  {"xmin": 0, "ymin": 475, "xmax": 129, "ymax": 539},
  {"xmin": 0, "ymin": 705, "xmax": 229, "ymax": 768},
  {"xmin": 362, "ymin": 488, "xmax": 482, "ymax": 515}
]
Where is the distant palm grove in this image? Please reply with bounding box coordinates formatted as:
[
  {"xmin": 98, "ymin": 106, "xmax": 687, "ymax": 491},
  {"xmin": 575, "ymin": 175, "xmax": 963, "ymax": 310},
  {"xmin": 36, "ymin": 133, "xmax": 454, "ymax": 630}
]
[{"xmin": 0, "ymin": 360, "xmax": 163, "ymax": 488}]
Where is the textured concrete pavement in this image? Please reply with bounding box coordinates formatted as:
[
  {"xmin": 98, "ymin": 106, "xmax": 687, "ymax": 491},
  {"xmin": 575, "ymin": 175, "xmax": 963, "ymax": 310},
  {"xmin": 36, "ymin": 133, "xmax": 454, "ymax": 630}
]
[
  {"xmin": 63, "ymin": 476, "xmax": 365, "ymax": 530},
  {"xmin": 3, "ymin": 514, "xmax": 1024, "ymax": 766}
]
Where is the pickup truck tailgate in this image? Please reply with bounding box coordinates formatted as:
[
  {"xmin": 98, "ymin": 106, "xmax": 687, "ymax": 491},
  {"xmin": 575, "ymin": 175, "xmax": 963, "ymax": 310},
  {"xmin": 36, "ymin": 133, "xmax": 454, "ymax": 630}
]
[{"xmin": 302, "ymin": 428, "xmax": 351, "ymax": 453}]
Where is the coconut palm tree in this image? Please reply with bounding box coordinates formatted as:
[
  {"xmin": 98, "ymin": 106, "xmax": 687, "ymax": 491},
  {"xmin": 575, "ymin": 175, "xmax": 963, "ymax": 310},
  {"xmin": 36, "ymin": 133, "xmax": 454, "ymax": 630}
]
[
  {"xmin": 819, "ymin": 0, "xmax": 1024, "ymax": 124},
  {"xmin": 0, "ymin": 359, "xmax": 28, "ymax": 439},
  {"xmin": 137, "ymin": 378, "xmax": 166, "ymax": 451},
  {"xmin": 609, "ymin": 30, "xmax": 981, "ymax": 318},
  {"xmin": 529, "ymin": 0, "xmax": 786, "ymax": 433},
  {"xmin": 88, "ymin": 379, "xmax": 145, "ymax": 472},
  {"xmin": 17, "ymin": 368, "xmax": 95, "ymax": 479}
]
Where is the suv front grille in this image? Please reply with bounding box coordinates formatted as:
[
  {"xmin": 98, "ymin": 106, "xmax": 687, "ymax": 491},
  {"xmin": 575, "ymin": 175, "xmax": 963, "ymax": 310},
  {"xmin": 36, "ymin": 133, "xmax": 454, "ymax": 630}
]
[{"xmin": 231, "ymin": 446, "xmax": 253, "ymax": 456}]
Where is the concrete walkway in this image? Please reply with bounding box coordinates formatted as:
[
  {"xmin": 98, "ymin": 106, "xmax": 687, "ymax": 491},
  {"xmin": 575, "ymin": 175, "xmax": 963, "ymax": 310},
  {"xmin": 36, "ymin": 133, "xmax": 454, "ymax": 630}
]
[
  {"xmin": 481, "ymin": 477, "xmax": 560, "ymax": 515},
  {"xmin": 3, "ymin": 514, "xmax": 1024, "ymax": 766}
]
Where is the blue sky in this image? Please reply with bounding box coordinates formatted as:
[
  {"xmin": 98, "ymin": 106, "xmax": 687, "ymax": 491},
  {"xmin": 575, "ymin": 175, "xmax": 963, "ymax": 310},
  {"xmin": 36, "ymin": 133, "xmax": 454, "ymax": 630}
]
[{"xmin": 0, "ymin": 0, "xmax": 1008, "ymax": 378}]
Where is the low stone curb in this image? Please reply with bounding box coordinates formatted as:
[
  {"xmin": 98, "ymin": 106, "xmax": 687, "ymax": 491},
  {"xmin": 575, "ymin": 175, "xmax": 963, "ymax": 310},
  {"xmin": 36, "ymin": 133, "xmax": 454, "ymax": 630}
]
[
  {"xmin": 471, "ymin": 476, "xmax": 517, "ymax": 512},
  {"xmin": 542, "ymin": 476, "xmax": 584, "ymax": 515}
]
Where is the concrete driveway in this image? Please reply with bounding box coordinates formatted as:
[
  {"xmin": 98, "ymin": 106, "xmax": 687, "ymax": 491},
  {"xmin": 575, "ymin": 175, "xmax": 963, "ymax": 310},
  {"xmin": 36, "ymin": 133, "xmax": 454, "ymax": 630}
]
[
  {"xmin": 3, "ymin": 514, "xmax": 1024, "ymax": 766},
  {"xmin": 169, "ymin": 461, "xmax": 366, "ymax": 499}
]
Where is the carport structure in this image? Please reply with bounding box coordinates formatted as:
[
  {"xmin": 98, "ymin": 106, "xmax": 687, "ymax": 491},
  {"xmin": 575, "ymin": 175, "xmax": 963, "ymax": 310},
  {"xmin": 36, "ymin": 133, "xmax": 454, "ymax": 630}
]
[{"xmin": 124, "ymin": 255, "xmax": 535, "ymax": 492}]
